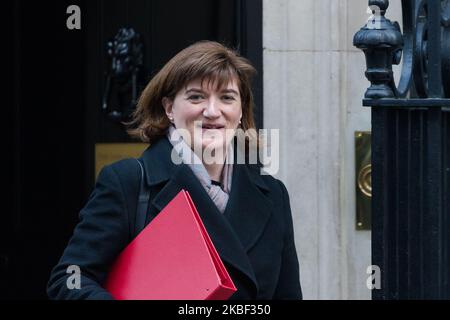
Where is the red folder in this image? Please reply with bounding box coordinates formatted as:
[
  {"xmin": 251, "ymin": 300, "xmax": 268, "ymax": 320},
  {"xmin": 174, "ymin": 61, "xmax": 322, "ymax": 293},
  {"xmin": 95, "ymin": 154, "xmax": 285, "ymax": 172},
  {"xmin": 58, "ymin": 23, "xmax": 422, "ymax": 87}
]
[{"xmin": 104, "ymin": 189, "xmax": 237, "ymax": 300}]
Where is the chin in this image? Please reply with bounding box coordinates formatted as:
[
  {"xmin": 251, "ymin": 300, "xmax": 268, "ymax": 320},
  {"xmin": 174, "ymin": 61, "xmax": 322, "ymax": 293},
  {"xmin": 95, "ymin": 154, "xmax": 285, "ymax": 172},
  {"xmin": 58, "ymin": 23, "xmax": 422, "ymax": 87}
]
[{"xmin": 202, "ymin": 138, "xmax": 228, "ymax": 151}]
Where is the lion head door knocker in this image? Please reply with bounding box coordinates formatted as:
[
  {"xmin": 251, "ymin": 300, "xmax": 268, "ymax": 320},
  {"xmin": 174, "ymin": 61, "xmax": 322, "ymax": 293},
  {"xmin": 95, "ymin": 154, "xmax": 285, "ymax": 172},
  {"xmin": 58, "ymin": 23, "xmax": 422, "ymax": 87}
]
[{"xmin": 102, "ymin": 27, "xmax": 145, "ymax": 123}]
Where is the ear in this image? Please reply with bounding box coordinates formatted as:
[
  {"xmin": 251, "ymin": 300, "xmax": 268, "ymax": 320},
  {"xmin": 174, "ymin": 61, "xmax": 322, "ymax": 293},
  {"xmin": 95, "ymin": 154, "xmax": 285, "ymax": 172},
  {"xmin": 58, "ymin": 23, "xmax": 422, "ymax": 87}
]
[{"xmin": 162, "ymin": 97, "xmax": 174, "ymax": 121}]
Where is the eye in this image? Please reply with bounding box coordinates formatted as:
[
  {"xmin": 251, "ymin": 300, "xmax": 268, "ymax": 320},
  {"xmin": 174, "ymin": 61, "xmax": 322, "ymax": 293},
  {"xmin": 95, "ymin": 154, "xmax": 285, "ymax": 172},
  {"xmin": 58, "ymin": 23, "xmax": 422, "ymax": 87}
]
[
  {"xmin": 221, "ymin": 95, "xmax": 236, "ymax": 102},
  {"xmin": 187, "ymin": 94, "xmax": 205, "ymax": 102}
]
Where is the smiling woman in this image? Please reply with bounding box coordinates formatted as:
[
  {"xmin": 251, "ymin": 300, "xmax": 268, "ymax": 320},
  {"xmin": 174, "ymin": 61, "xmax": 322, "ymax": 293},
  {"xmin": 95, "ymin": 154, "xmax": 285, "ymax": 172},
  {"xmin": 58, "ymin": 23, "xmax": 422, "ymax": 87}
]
[
  {"xmin": 128, "ymin": 41, "xmax": 259, "ymax": 182},
  {"xmin": 162, "ymin": 78, "xmax": 242, "ymax": 161},
  {"xmin": 47, "ymin": 41, "xmax": 302, "ymax": 300},
  {"xmin": 127, "ymin": 41, "xmax": 257, "ymax": 145}
]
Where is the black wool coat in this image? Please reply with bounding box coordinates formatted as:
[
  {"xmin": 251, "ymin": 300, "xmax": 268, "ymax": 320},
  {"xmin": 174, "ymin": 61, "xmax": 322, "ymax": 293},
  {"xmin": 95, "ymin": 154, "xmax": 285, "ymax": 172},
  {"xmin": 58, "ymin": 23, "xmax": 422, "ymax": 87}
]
[{"xmin": 47, "ymin": 137, "xmax": 302, "ymax": 300}]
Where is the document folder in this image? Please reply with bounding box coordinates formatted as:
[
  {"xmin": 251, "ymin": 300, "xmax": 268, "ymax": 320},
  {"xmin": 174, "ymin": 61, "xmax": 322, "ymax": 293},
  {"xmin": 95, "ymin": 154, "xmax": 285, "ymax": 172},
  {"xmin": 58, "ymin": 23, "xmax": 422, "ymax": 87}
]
[{"xmin": 104, "ymin": 189, "xmax": 237, "ymax": 300}]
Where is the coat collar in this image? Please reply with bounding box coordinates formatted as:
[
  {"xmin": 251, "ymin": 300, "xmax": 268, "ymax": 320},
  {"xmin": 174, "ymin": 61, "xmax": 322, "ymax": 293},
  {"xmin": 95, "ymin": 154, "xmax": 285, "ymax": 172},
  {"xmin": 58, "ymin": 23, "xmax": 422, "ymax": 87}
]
[{"xmin": 139, "ymin": 137, "xmax": 273, "ymax": 297}]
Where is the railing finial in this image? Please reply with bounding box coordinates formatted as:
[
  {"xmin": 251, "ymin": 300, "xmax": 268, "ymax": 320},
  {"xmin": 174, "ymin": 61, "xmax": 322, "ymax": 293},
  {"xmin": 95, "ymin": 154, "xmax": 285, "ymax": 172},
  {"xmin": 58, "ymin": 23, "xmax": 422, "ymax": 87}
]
[
  {"xmin": 353, "ymin": 0, "xmax": 403, "ymax": 99},
  {"xmin": 369, "ymin": 0, "xmax": 389, "ymax": 15}
]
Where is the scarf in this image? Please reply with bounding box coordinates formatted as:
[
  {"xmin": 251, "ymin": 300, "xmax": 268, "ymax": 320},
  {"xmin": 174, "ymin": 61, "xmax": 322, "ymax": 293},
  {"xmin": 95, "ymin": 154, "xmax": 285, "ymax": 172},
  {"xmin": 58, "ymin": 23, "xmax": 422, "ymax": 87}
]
[{"xmin": 167, "ymin": 125, "xmax": 233, "ymax": 214}]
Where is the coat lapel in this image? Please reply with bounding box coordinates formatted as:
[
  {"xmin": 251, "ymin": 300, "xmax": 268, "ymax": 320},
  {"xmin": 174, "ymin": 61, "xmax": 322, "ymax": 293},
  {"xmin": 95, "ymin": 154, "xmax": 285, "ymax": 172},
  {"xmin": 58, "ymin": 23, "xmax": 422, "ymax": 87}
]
[
  {"xmin": 223, "ymin": 163, "xmax": 273, "ymax": 252},
  {"xmin": 139, "ymin": 137, "xmax": 274, "ymax": 297}
]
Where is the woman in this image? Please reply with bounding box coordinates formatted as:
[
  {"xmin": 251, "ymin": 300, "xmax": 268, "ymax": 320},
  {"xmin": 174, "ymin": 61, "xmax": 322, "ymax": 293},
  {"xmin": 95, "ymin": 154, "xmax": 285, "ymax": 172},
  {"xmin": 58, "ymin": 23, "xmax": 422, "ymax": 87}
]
[{"xmin": 47, "ymin": 41, "xmax": 302, "ymax": 300}]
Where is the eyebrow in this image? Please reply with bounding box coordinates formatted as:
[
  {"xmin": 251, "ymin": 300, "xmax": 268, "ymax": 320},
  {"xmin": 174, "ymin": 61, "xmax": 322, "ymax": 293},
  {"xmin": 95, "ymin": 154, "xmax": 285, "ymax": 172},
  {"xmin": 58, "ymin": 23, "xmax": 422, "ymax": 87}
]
[
  {"xmin": 185, "ymin": 88, "xmax": 204, "ymax": 95},
  {"xmin": 221, "ymin": 89, "xmax": 239, "ymax": 95},
  {"xmin": 185, "ymin": 88, "xmax": 239, "ymax": 95}
]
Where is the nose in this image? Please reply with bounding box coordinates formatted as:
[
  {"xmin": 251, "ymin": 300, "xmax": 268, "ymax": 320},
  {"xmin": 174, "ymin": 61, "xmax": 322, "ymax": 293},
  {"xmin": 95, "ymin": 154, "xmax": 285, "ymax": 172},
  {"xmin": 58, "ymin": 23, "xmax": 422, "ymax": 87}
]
[{"xmin": 202, "ymin": 97, "xmax": 221, "ymax": 119}]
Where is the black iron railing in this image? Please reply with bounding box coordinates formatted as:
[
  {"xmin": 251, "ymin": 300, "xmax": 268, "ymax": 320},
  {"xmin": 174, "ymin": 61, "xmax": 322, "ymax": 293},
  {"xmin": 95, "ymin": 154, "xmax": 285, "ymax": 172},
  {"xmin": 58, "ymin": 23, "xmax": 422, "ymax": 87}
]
[{"xmin": 354, "ymin": 0, "xmax": 450, "ymax": 299}]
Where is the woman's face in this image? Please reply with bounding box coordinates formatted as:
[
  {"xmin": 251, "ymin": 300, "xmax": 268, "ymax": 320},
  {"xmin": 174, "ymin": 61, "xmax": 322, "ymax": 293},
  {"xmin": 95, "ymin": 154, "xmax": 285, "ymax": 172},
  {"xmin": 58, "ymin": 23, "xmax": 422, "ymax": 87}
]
[{"xmin": 163, "ymin": 77, "xmax": 242, "ymax": 159}]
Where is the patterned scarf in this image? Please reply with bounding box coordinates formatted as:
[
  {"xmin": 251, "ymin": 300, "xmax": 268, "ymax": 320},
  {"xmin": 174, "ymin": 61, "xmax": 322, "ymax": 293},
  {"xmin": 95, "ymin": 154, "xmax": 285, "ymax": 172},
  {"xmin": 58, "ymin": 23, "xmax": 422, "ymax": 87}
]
[{"xmin": 167, "ymin": 125, "xmax": 233, "ymax": 213}]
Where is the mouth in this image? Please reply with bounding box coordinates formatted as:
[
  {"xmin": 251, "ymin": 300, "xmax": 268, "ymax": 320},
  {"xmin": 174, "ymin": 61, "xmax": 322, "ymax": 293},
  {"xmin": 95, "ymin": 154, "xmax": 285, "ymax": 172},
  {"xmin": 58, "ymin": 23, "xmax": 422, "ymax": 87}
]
[{"xmin": 201, "ymin": 123, "xmax": 225, "ymax": 130}]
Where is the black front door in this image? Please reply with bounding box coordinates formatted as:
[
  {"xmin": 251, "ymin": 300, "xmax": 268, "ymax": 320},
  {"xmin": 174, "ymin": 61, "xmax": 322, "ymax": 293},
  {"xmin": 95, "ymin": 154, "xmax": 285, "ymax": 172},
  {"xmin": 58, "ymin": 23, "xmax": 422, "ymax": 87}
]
[{"xmin": 7, "ymin": 0, "xmax": 262, "ymax": 299}]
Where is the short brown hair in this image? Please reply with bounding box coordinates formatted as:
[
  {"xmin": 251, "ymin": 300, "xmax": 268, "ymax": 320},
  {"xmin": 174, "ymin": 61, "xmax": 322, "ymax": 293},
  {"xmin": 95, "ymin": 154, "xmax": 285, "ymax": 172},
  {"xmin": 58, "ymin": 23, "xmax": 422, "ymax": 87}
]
[{"xmin": 126, "ymin": 41, "xmax": 257, "ymax": 144}]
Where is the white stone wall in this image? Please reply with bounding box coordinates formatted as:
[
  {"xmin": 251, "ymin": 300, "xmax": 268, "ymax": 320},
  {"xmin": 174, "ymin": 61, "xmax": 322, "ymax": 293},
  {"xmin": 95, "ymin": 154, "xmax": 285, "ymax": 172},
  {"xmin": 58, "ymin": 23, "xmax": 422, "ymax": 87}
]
[{"xmin": 263, "ymin": 0, "xmax": 402, "ymax": 299}]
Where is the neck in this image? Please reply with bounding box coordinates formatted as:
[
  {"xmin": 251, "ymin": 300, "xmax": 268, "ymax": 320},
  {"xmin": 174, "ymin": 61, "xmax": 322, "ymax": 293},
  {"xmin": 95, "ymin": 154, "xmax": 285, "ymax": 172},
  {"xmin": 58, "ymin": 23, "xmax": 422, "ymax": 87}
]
[
  {"xmin": 197, "ymin": 144, "xmax": 230, "ymax": 182},
  {"xmin": 203, "ymin": 162, "xmax": 225, "ymax": 182}
]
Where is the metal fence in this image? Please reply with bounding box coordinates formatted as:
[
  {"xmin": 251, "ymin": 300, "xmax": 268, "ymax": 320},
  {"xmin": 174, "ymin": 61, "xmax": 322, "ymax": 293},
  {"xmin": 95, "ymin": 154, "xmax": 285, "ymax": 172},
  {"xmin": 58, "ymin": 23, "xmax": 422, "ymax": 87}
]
[{"xmin": 354, "ymin": 0, "xmax": 450, "ymax": 299}]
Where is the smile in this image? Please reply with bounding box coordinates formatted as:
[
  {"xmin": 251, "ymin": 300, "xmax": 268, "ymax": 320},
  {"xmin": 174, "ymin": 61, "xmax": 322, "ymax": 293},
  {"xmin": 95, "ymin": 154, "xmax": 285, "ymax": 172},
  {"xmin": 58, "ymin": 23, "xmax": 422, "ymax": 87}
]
[{"xmin": 201, "ymin": 124, "xmax": 225, "ymax": 129}]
